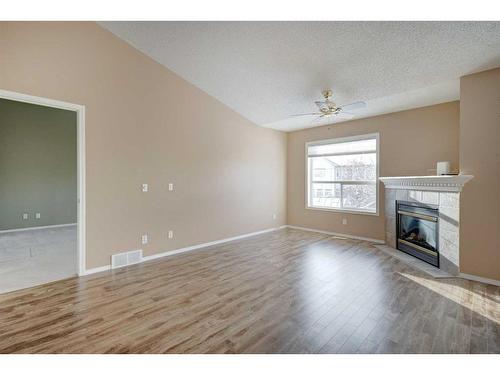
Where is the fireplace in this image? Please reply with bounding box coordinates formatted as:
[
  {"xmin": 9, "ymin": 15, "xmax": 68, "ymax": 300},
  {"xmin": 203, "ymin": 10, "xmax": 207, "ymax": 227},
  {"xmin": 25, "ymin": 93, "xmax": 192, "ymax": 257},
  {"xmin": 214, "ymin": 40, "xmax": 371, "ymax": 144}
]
[{"xmin": 396, "ymin": 200, "xmax": 439, "ymax": 267}]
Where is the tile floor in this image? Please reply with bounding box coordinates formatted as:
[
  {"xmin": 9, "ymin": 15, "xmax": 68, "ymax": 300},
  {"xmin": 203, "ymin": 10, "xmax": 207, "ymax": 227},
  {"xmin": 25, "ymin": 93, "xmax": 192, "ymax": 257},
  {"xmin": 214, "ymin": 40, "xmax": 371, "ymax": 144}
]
[{"xmin": 0, "ymin": 225, "xmax": 77, "ymax": 294}]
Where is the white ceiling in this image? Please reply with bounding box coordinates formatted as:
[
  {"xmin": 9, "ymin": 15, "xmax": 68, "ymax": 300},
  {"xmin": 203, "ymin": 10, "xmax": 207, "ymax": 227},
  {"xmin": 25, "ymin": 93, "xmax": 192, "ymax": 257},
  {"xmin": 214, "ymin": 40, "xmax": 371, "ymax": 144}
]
[{"xmin": 100, "ymin": 22, "xmax": 500, "ymax": 131}]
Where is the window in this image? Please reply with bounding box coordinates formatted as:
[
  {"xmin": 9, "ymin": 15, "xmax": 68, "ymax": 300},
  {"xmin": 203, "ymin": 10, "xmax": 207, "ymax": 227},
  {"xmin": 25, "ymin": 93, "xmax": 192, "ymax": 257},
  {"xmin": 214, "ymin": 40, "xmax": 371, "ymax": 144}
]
[{"xmin": 306, "ymin": 133, "xmax": 379, "ymax": 214}]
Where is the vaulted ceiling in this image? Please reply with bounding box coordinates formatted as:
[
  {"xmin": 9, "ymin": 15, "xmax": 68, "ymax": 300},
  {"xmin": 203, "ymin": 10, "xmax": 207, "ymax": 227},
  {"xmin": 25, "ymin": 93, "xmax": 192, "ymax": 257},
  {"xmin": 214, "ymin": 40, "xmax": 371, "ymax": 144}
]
[{"xmin": 100, "ymin": 21, "xmax": 500, "ymax": 131}]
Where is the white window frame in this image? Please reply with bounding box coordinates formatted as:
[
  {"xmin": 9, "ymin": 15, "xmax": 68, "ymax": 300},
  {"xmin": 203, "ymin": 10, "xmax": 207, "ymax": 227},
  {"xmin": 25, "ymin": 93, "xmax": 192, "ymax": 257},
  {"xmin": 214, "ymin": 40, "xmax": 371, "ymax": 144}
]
[{"xmin": 305, "ymin": 133, "xmax": 380, "ymax": 216}]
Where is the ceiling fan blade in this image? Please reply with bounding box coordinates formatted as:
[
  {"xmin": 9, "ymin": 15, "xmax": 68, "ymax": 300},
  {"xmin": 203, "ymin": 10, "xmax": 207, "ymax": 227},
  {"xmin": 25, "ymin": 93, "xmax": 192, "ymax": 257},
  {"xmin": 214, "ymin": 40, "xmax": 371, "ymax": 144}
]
[
  {"xmin": 290, "ymin": 112, "xmax": 322, "ymax": 117},
  {"xmin": 340, "ymin": 101, "xmax": 366, "ymax": 112},
  {"xmin": 315, "ymin": 101, "xmax": 328, "ymax": 109},
  {"xmin": 336, "ymin": 111, "xmax": 355, "ymax": 120}
]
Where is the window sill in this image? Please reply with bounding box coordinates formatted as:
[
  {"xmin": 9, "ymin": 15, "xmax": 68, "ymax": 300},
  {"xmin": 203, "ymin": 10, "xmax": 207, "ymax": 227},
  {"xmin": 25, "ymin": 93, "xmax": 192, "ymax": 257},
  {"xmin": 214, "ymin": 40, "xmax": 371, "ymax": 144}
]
[{"xmin": 306, "ymin": 206, "xmax": 379, "ymax": 216}]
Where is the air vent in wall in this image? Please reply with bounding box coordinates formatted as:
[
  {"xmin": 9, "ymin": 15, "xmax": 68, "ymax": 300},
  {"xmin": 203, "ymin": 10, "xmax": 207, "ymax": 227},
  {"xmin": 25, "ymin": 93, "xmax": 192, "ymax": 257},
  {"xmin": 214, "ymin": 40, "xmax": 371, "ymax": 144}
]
[{"xmin": 111, "ymin": 249, "xmax": 143, "ymax": 269}]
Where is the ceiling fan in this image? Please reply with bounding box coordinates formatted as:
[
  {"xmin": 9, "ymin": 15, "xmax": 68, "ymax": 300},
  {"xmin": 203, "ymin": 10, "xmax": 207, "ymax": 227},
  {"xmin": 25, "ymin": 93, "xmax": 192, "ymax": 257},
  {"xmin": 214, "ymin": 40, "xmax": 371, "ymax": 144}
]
[{"xmin": 292, "ymin": 90, "xmax": 366, "ymax": 120}]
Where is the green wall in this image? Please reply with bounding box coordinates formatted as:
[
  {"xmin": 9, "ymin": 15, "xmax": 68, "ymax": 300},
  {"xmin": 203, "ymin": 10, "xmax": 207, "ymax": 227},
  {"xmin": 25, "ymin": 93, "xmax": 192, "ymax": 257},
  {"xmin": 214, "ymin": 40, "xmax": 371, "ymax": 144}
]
[{"xmin": 0, "ymin": 98, "xmax": 77, "ymax": 231}]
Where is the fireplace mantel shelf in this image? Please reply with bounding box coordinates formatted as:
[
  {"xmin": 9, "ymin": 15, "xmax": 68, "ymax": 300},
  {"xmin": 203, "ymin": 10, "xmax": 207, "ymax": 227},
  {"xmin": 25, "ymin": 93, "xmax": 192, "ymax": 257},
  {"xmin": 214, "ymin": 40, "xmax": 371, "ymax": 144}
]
[{"xmin": 379, "ymin": 175, "xmax": 474, "ymax": 192}]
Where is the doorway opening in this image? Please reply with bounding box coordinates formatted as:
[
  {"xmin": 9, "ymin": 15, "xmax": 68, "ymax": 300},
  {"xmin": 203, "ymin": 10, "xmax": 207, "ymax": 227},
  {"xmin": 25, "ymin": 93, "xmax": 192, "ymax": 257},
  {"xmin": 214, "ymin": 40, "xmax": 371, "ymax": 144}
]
[{"xmin": 0, "ymin": 90, "xmax": 85, "ymax": 294}]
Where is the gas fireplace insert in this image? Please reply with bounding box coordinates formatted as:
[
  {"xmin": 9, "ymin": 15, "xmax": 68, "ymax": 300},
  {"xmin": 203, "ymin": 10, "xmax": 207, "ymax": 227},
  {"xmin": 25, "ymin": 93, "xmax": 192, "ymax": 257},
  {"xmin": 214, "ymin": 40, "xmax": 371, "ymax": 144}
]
[{"xmin": 396, "ymin": 200, "xmax": 439, "ymax": 267}]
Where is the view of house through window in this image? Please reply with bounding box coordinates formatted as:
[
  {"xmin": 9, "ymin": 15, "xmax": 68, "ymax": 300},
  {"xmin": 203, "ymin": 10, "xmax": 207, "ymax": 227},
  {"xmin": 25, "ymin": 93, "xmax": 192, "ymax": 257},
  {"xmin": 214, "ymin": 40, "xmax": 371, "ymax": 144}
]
[{"xmin": 307, "ymin": 134, "xmax": 378, "ymax": 214}]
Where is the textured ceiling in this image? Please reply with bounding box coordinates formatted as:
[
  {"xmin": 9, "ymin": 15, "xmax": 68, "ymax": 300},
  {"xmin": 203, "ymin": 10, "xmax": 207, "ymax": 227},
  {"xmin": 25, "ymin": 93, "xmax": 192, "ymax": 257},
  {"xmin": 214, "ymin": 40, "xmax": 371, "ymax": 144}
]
[{"xmin": 100, "ymin": 21, "xmax": 500, "ymax": 131}]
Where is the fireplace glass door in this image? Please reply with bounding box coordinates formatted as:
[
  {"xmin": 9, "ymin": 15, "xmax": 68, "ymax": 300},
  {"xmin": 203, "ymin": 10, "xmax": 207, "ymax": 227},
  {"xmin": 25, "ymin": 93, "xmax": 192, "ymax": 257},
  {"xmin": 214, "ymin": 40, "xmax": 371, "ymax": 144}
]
[{"xmin": 396, "ymin": 201, "xmax": 439, "ymax": 267}]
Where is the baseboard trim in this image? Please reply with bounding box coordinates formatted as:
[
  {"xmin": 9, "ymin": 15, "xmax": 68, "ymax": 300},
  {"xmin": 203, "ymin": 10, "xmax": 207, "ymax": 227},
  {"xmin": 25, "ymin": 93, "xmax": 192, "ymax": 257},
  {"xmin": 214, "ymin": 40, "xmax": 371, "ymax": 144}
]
[
  {"xmin": 83, "ymin": 225, "xmax": 287, "ymax": 276},
  {"xmin": 286, "ymin": 225, "xmax": 385, "ymax": 244},
  {"xmin": 143, "ymin": 226, "xmax": 287, "ymax": 262},
  {"xmin": 83, "ymin": 265, "xmax": 111, "ymax": 276},
  {"xmin": 287, "ymin": 227, "xmax": 500, "ymax": 286},
  {"xmin": 459, "ymin": 272, "xmax": 500, "ymax": 287},
  {"xmin": 0, "ymin": 223, "xmax": 77, "ymax": 234},
  {"xmin": 81, "ymin": 224, "xmax": 500, "ymax": 287}
]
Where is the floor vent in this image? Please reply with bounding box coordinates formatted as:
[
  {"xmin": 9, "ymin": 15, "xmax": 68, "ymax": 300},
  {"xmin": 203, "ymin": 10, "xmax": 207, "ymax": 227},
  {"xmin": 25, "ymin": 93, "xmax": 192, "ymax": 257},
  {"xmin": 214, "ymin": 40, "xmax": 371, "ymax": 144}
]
[{"xmin": 111, "ymin": 250, "xmax": 143, "ymax": 269}]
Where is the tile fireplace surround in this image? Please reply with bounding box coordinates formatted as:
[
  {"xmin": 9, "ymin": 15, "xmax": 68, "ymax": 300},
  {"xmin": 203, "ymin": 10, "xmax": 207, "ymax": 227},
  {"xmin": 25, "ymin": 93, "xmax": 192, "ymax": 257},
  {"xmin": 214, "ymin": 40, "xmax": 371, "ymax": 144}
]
[{"xmin": 379, "ymin": 175, "xmax": 473, "ymax": 276}]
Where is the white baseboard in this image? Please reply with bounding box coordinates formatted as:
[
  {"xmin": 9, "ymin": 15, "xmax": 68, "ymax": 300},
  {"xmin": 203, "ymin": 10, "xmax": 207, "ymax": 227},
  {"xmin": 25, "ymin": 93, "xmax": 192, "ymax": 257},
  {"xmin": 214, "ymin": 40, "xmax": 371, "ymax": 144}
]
[
  {"xmin": 287, "ymin": 226, "xmax": 500, "ymax": 286},
  {"xmin": 83, "ymin": 264, "xmax": 111, "ymax": 276},
  {"xmin": 143, "ymin": 226, "xmax": 286, "ymax": 262},
  {"xmin": 82, "ymin": 225, "xmax": 287, "ymax": 276},
  {"xmin": 459, "ymin": 272, "xmax": 500, "ymax": 287},
  {"xmin": 73, "ymin": 225, "xmax": 500, "ymax": 288},
  {"xmin": 0, "ymin": 223, "xmax": 77, "ymax": 234},
  {"xmin": 286, "ymin": 225, "xmax": 385, "ymax": 244}
]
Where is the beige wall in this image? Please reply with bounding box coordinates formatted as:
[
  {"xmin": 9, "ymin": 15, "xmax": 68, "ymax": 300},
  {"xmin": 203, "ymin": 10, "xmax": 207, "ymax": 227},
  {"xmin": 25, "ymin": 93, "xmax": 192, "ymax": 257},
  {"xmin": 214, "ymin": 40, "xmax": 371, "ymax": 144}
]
[
  {"xmin": 0, "ymin": 22, "xmax": 287, "ymax": 269},
  {"xmin": 459, "ymin": 68, "xmax": 500, "ymax": 281},
  {"xmin": 287, "ymin": 102, "xmax": 460, "ymax": 241},
  {"xmin": 2, "ymin": 22, "xmax": 495, "ymax": 281}
]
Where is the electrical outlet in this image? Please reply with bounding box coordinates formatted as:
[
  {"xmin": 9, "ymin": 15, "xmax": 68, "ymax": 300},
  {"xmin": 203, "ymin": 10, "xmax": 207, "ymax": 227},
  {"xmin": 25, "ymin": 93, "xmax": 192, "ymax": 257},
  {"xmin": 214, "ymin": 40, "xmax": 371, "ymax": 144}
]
[
  {"xmin": 168, "ymin": 183, "xmax": 174, "ymax": 191},
  {"xmin": 141, "ymin": 234, "xmax": 148, "ymax": 245},
  {"xmin": 22, "ymin": 213, "xmax": 29, "ymax": 220},
  {"xmin": 142, "ymin": 184, "xmax": 149, "ymax": 192},
  {"xmin": 35, "ymin": 213, "xmax": 41, "ymax": 219},
  {"xmin": 342, "ymin": 218, "xmax": 348, "ymax": 225},
  {"xmin": 168, "ymin": 230, "xmax": 173, "ymax": 239},
  {"xmin": 272, "ymin": 213, "xmax": 277, "ymax": 220}
]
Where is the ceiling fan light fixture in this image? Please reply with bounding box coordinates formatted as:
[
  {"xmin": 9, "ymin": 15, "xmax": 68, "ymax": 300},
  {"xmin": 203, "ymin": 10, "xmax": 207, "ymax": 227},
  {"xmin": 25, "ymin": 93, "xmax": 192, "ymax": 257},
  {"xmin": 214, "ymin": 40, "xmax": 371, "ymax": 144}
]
[
  {"xmin": 322, "ymin": 89, "xmax": 333, "ymax": 99},
  {"xmin": 290, "ymin": 89, "xmax": 366, "ymax": 120}
]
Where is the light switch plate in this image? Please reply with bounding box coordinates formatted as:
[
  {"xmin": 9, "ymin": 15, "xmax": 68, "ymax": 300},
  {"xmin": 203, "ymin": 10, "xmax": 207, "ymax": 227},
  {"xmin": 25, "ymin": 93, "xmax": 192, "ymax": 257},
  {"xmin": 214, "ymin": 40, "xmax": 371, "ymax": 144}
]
[
  {"xmin": 142, "ymin": 184, "xmax": 149, "ymax": 192},
  {"xmin": 168, "ymin": 230, "xmax": 173, "ymax": 239},
  {"xmin": 168, "ymin": 183, "xmax": 174, "ymax": 191},
  {"xmin": 35, "ymin": 213, "xmax": 41, "ymax": 219},
  {"xmin": 342, "ymin": 218, "xmax": 348, "ymax": 225},
  {"xmin": 22, "ymin": 213, "xmax": 29, "ymax": 220},
  {"xmin": 141, "ymin": 234, "xmax": 148, "ymax": 245}
]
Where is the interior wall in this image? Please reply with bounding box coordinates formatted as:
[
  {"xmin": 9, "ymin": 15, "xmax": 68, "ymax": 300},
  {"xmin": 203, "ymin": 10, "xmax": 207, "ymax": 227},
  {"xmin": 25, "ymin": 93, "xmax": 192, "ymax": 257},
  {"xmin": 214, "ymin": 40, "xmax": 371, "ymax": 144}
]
[
  {"xmin": 0, "ymin": 99, "xmax": 77, "ymax": 231},
  {"xmin": 0, "ymin": 22, "xmax": 287, "ymax": 269},
  {"xmin": 459, "ymin": 67, "xmax": 500, "ymax": 281},
  {"xmin": 287, "ymin": 102, "xmax": 460, "ymax": 241}
]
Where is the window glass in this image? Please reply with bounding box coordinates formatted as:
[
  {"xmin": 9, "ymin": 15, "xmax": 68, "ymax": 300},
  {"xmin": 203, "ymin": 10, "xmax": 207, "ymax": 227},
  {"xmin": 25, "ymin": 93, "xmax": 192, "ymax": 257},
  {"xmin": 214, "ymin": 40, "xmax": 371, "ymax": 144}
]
[{"xmin": 307, "ymin": 135, "xmax": 378, "ymax": 214}]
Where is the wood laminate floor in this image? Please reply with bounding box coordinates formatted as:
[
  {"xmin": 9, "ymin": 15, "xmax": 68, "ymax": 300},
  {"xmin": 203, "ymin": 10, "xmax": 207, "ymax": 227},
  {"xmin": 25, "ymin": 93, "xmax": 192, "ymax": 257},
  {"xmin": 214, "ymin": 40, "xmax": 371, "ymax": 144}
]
[{"xmin": 0, "ymin": 228, "xmax": 498, "ymax": 354}]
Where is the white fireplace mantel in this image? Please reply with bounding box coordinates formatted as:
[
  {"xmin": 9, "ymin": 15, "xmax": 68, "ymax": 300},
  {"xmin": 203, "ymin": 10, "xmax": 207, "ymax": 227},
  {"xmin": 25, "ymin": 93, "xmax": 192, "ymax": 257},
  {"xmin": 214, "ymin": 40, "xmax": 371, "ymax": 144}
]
[{"xmin": 379, "ymin": 175, "xmax": 474, "ymax": 192}]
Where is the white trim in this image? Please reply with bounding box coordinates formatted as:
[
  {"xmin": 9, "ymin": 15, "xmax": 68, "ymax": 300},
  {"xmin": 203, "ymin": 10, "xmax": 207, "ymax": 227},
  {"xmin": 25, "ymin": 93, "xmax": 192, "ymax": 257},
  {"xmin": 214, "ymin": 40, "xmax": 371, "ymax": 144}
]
[
  {"xmin": 305, "ymin": 133, "xmax": 380, "ymax": 148},
  {"xmin": 0, "ymin": 89, "xmax": 86, "ymax": 276},
  {"xmin": 82, "ymin": 226, "xmax": 287, "ymax": 276},
  {"xmin": 83, "ymin": 265, "xmax": 111, "ymax": 276},
  {"xmin": 379, "ymin": 175, "xmax": 474, "ymax": 192},
  {"xmin": 143, "ymin": 226, "xmax": 286, "ymax": 261},
  {"xmin": 459, "ymin": 272, "xmax": 500, "ymax": 287},
  {"xmin": 0, "ymin": 223, "xmax": 77, "ymax": 234},
  {"xmin": 82, "ymin": 226, "xmax": 500, "ymax": 288},
  {"xmin": 305, "ymin": 133, "xmax": 380, "ymax": 216},
  {"xmin": 309, "ymin": 150, "xmax": 377, "ymax": 158},
  {"xmin": 305, "ymin": 206, "xmax": 379, "ymax": 216},
  {"xmin": 286, "ymin": 225, "xmax": 385, "ymax": 244}
]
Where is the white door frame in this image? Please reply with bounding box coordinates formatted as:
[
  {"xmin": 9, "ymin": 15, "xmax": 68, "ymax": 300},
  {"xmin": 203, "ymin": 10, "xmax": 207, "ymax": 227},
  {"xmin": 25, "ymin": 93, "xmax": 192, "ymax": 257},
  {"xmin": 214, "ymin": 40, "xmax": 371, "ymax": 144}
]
[{"xmin": 0, "ymin": 89, "xmax": 86, "ymax": 276}]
